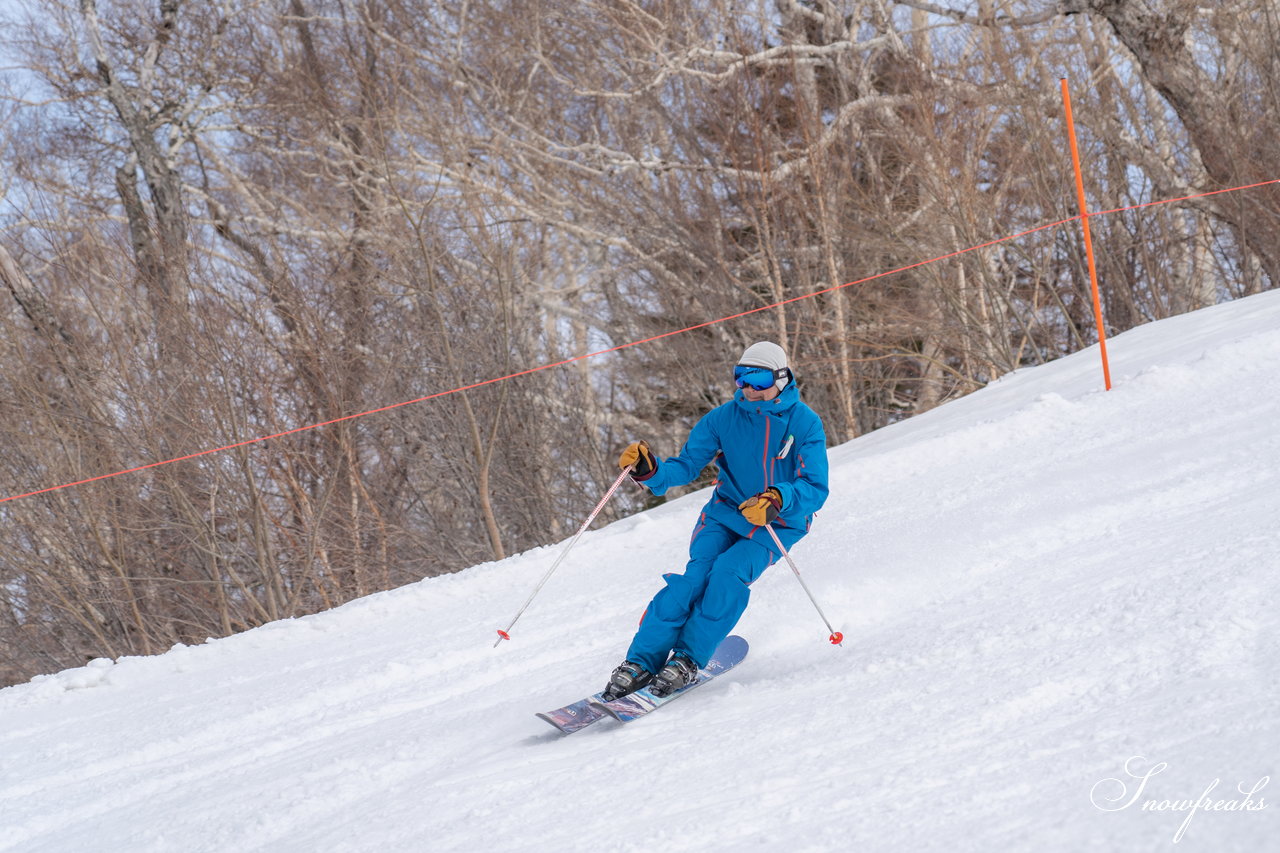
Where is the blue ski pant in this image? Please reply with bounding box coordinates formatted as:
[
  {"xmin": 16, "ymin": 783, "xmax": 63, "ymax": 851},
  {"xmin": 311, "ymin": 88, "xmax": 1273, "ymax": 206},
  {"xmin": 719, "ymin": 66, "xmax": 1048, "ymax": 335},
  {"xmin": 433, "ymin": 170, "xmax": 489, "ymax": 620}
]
[{"xmin": 625, "ymin": 514, "xmax": 807, "ymax": 672}]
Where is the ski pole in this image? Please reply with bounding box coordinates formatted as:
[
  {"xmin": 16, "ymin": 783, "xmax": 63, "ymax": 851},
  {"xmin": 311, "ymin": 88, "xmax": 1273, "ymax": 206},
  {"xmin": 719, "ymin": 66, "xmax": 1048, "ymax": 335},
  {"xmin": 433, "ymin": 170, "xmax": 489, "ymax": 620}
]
[
  {"xmin": 763, "ymin": 523, "xmax": 844, "ymax": 646},
  {"xmin": 494, "ymin": 465, "xmax": 634, "ymax": 647}
]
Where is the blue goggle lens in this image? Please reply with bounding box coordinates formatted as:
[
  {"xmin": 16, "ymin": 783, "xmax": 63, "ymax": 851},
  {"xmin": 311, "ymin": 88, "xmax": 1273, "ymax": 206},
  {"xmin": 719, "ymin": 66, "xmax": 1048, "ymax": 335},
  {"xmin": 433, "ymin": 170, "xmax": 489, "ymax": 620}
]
[{"xmin": 734, "ymin": 365, "xmax": 778, "ymax": 391}]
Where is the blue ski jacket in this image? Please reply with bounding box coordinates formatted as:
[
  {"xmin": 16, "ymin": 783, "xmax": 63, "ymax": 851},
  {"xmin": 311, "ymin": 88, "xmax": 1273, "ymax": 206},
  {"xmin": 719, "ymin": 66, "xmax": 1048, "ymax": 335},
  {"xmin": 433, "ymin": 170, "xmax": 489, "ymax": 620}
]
[{"xmin": 638, "ymin": 380, "xmax": 829, "ymax": 538}]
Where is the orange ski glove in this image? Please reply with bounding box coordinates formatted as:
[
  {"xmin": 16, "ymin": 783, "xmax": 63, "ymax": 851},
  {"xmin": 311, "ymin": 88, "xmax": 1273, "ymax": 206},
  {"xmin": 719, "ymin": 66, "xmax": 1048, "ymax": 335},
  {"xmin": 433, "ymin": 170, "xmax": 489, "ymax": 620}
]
[
  {"xmin": 618, "ymin": 440, "xmax": 658, "ymax": 481},
  {"xmin": 738, "ymin": 487, "xmax": 782, "ymax": 526}
]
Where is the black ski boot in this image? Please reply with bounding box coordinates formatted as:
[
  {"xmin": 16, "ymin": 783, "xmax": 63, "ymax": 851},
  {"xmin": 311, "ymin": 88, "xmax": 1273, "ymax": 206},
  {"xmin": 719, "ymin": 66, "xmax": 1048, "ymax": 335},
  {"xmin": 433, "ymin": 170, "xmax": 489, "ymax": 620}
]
[
  {"xmin": 650, "ymin": 652, "xmax": 698, "ymax": 698},
  {"xmin": 602, "ymin": 660, "xmax": 653, "ymax": 701}
]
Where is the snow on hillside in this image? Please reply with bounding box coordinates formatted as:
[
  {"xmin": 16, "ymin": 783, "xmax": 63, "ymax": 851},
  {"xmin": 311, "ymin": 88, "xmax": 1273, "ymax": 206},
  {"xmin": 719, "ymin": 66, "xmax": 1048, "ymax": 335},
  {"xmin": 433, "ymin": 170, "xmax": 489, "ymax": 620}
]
[{"xmin": 3, "ymin": 291, "xmax": 1278, "ymax": 853}]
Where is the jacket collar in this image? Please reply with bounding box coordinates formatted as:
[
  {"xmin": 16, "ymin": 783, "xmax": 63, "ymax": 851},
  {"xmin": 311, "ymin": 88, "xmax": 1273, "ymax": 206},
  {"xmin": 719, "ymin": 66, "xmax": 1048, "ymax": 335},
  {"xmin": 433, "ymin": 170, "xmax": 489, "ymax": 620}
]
[{"xmin": 733, "ymin": 379, "xmax": 800, "ymax": 415}]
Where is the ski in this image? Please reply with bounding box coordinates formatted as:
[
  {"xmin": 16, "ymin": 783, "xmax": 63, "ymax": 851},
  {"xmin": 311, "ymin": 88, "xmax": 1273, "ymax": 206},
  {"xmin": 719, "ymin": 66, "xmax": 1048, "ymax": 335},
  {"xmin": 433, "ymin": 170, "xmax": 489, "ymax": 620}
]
[
  {"xmin": 536, "ymin": 694, "xmax": 612, "ymax": 734},
  {"xmin": 535, "ymin": 636, "xmax": 749, "ymax": 734},
  {"xmin": 591, "ymin": 635, "xmax": 748, "ymax": 723}
]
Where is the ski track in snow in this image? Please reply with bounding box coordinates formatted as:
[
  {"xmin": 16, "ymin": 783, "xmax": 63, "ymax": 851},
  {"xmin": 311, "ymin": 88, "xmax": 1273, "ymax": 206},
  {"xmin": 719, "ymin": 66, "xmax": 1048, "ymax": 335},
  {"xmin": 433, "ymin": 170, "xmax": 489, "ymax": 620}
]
[{"xmin": 3, "ymin": 292, "xmax": 1279, "ymax": 852}]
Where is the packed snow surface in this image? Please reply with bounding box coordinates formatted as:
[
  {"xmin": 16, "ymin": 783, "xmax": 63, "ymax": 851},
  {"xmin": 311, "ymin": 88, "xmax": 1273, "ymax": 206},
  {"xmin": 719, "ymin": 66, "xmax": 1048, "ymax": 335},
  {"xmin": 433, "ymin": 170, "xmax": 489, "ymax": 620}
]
[{"xmin": 3, "ymin": 292, "xmax": 1279, "ymax": 852}]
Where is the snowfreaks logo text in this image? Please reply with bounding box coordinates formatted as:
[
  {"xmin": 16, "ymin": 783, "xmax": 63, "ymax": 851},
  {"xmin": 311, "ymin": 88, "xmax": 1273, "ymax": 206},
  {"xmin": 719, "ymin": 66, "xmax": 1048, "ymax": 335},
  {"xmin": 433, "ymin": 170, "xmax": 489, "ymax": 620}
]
[{"xmin": 1090, "ymin": 756, "xmax": 1269, "ymax": 843}]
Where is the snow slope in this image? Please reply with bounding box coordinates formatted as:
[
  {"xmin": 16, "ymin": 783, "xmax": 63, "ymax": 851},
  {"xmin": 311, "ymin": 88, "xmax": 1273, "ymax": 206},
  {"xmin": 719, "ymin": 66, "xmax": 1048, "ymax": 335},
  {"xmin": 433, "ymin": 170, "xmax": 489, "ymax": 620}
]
[{"xmin": 3, "ymin": 292, "xmax": 1279, "ymax": 853}]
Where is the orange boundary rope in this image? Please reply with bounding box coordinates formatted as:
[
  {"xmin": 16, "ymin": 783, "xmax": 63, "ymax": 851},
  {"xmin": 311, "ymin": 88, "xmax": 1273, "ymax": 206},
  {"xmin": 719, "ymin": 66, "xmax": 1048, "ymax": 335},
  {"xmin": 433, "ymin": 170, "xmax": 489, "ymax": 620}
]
[{"xmin": 2, "ymin": 179, "xmax": 1275, "ymax": 505}]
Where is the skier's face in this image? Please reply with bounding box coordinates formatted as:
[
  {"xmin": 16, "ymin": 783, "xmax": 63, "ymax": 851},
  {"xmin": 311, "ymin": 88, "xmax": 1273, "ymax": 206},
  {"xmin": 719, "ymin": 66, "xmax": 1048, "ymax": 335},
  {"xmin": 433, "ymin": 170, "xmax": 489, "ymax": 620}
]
[{"xmin": 741, "ymin": 383, "xmax": 780, "ymax": 402}]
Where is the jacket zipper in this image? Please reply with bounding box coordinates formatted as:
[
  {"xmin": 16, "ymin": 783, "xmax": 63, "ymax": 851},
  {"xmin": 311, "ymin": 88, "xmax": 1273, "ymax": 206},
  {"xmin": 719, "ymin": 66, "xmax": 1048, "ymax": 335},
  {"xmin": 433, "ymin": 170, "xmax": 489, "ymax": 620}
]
[{"xmin": 762, "ymin": 412, "xmax": 772, "ymax": 487}]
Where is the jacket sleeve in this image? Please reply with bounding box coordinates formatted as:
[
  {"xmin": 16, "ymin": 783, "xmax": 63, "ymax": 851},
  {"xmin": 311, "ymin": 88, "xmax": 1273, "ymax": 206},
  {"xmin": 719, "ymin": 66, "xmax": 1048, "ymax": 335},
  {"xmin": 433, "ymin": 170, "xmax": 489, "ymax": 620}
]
[
  {"xmin": 640, "ymin": 409, "xmax": 723, "ymax": 497},
  {"xmin": 772, "ymin": 412, "xmax": 829, "ymax": 519}
]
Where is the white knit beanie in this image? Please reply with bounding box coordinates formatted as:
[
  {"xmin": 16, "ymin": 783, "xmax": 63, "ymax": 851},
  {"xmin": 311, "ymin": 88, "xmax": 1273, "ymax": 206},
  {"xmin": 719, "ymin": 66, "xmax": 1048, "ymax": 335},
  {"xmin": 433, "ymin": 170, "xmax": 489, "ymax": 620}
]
[{"xmin": 738, "ymin": 341, "xmax": 790, "ymax": 389}]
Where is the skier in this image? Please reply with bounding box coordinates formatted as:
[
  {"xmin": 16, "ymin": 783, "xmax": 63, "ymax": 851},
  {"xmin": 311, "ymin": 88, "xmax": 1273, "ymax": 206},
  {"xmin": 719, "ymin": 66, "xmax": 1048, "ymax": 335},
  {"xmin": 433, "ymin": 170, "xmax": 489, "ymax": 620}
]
[{"xmin": 605, "ymin": 341, "xmax": 829, "ymax": 699}]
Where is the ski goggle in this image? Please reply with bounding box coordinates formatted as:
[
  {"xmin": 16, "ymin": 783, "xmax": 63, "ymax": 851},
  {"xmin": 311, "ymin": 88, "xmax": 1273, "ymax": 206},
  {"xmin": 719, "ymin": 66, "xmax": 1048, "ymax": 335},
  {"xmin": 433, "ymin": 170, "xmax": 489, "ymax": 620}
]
[{"xmin": 734, "ymin": 364, "xmax": 785, "ymax": 391}]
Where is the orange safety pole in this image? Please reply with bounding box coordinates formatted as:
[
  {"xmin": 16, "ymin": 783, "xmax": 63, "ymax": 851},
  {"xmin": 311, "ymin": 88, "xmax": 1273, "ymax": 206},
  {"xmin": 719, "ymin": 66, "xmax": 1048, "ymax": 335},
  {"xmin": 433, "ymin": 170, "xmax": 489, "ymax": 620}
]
[{"xmin": 1060, "ymin": 77, "xmax": 1112, "ymax": 391}]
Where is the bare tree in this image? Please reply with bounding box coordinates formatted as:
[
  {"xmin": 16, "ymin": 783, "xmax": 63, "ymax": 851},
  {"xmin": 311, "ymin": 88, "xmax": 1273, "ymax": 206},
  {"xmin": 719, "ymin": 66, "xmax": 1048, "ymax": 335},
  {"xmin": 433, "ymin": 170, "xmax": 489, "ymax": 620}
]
[{"xmin": 1, "ymin": 0, "xmax": 1275, "ymax": 686}]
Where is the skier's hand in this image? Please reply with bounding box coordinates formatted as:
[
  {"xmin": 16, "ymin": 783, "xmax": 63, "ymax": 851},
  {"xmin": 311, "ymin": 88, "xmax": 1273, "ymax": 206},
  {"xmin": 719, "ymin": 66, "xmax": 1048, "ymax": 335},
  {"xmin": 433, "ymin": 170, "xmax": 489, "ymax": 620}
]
[
  {"xmin": 619, "ymin": 440, "xmax": 658, "ymax": 481},
  {"xmin": 738, "ymin": 488, "xmax": 782, "ymax": 526}
]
